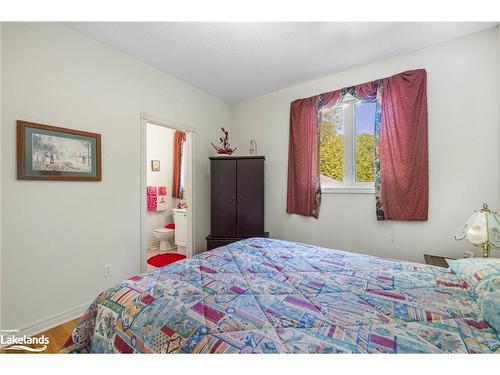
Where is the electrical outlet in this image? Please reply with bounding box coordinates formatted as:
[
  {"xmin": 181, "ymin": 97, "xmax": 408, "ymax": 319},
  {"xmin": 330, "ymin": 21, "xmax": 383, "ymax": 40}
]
[{"xmin": 104, "ymin": 264, "xmax": 113, "ymax": 277}]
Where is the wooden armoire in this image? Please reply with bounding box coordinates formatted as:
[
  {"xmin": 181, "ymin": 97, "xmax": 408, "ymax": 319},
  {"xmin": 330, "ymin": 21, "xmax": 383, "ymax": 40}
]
[{"xmin": 206, "ymin": 156, "xmax": 268, "ymax": 250}]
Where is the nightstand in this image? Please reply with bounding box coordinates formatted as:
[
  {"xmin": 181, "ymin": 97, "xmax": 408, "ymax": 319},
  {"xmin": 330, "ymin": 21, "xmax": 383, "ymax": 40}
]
[{"xmin": 424, "ymin": 254, "xmax": 456, "ymax": 268}]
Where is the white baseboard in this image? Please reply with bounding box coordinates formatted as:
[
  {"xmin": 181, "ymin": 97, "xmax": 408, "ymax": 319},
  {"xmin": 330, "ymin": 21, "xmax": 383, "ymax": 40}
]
[{"xmin": 0, "ymin": 301, "xmax": 92, "ymax": 349}]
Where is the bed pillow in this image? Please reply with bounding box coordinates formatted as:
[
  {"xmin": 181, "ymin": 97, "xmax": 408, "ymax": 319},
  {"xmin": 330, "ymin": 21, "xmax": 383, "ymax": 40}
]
[
  {"xmin": 449, "ymin": 258, "xmax": 500, "ymax": 332},
  {"xmin": 478, "ymin": 291, "xmax": 500, "ymax": 332},
  {"xmin": 449, "ymin": 257, "xmax": 500, "ymax": 291},
  {"xmin": 474, "ymin": 272, "xmax": 500, "ymax": 331}
]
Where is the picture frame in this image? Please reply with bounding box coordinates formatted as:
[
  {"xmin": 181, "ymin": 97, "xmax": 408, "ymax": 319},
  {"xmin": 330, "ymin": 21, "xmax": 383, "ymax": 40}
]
[
  {"xmin": 17, "ymin": 120, "xmax": 102, "ymax": 181},
  {"xmin": 151, "ymin": 160, "xmax": 160, "ymax": 171}
]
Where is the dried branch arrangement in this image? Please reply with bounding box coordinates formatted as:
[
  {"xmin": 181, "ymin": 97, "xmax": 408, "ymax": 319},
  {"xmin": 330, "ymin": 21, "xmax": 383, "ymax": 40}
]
[{"xmin": 211, "ymin": 127, "xmax": 236, "ymax": 155}]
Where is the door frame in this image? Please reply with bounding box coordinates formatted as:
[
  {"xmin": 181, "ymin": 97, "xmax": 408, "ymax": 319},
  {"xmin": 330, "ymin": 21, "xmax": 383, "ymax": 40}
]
[{"xmin": 140, "ymin": 113, "xmax": 197, "ymax": 273}]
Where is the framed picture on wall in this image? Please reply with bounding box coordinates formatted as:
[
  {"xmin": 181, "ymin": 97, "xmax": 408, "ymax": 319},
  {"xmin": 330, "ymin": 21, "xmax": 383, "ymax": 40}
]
[
  {"xmin": 151, "ymin": 160, "xmax": 160, "ymax": 171},
  {"xmin": 17, "ymin": 120, "xmax": 102, "ymax": 181}
]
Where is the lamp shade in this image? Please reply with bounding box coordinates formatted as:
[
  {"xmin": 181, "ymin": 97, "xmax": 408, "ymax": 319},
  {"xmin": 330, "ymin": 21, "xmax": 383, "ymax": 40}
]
[
  {"xmin": 488, "ymin": 213, "xmax": 500, "ymax": 247},
  {"xmin": 455, "ymin": 204, "xmax": 500, "ymax": 247}
]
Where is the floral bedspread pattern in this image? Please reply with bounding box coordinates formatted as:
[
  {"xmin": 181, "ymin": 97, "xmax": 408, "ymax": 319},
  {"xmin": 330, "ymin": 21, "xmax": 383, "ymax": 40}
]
[{"xmin": 64, "ymin": 238, "xmax": 499, "ymax": 354}]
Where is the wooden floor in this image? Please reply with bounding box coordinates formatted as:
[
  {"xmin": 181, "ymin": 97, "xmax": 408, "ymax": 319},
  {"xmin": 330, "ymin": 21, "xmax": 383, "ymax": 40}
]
[{"xmin": 0, "ymin": 317, "xmax": 81, "ymax": 354}]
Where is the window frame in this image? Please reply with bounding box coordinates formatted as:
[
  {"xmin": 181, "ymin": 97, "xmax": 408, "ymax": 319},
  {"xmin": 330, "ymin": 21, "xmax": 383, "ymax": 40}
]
[{"xmin": 320, "ymin": 97, "xmax": 375, "ymax": 195}]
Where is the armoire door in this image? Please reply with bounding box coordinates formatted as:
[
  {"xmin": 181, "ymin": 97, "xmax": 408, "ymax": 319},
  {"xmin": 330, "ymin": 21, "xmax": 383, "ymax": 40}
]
[
  {"xmin": 236, "ymin": 158, "xmax": 264, "ymax": 237},
  {"xmin": 210, "ymin": 159, "xmax": 237, "ymax": 237}
]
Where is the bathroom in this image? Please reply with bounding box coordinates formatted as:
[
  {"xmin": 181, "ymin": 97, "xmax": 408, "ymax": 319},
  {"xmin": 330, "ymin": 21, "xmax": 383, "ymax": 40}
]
[{"xmin": 145, "ymin": 122, "xmax": 191, "ymax": 271}]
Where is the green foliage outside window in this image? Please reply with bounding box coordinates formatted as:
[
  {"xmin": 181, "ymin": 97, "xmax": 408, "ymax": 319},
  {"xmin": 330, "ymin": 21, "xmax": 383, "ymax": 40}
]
[
  {"xmin": 319, "ymin": 106, "xmax": 374, "ymax": 183},
  {"xmin": 319, "ymin": 121, "xmax": 344, "ymax": 182},
  {"xmin": 355, "ymin": 133, "xmax": 374, "ymax": 182}
]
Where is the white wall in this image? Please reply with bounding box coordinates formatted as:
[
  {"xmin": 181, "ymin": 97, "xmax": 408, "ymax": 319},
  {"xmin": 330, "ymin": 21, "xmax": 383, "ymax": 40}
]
[
  {"xmin": 0, "ymin": 22, "xmax": 3, "ymax": 330},
  {"xmin": 1, "ymin": 23, "xmax": 231, "ymax": 331},
  {"xmin": 146, "ymin": 123, "xmax": 177, "ymax": 244},
  {"xmin": 231, "ymin": 27, "xmax": 500, "ymax": 263}
]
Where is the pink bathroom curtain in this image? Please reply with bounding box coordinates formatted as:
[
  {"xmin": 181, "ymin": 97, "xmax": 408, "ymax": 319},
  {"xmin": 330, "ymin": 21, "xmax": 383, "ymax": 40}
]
[
  {"xmin": 286, "ymin": 69, "xmax": 428, "ymax": 221},
  {"xmin": 286, "ymin": 95, "xmax": 321, "ymax": 218},
  {"xmin": 172, "ymin": 131, "xmax": 186, "ymax": 199},
  {"xmin": 380, "ymin": 69, "xmax": 428, "ymax": 220}
]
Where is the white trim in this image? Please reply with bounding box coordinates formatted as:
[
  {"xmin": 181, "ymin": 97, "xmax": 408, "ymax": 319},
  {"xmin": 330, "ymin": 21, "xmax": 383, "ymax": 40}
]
[
  {"xmin": 0, "ymin": 301, "xmax": 91, "ymax": 349},
  {"xmin": 185, "ymin": 131, "xmax": 196, "ymax": 258},
  {"xmin": 140, "ymin": 118, "xmax": 147, "ymax": 273},
  {"xmin": 343, "ymin": 101, "xmax": 354, "ymax": 185},
  {"xmin": 140, "ymin": 112, "xmax": 196, "ymax": 133},
  {"xmin": 321, "ymin": 186, "xmax": 375, "ymax": 194},
  {"xmin": 140, "ymin": 115, "xmax": 197, "ymax": 273}
]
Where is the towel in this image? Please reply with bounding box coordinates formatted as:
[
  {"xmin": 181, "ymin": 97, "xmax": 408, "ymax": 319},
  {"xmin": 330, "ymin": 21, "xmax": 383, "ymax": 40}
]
[{"xmin": 147, "ymin": 186, "xmax": 157, "ymax": 211}]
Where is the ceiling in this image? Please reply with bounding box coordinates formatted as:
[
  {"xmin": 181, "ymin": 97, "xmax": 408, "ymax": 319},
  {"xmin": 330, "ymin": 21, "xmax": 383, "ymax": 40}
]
[{"xmin": 66, "ymin": 22, "xmax": 496, "ymax": 103}]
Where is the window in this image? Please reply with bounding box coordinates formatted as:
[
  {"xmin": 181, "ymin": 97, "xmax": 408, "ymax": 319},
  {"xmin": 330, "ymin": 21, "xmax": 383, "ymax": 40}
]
[{"xmin": 319, "ymin": 95, "xmax": 376, "ymax": 194}]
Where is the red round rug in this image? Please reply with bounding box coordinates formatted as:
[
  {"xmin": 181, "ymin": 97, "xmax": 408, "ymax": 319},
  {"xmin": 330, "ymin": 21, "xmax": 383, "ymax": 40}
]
[{"xmin": 147, "ymin": 253, "xmax": 186, "ymax": 268}]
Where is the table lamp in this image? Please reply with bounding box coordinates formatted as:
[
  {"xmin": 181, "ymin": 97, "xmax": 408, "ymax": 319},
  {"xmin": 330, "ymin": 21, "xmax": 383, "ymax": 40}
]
[{"xmin": 454, "ymin": 203, "xmax": 500, "ymax": 258}]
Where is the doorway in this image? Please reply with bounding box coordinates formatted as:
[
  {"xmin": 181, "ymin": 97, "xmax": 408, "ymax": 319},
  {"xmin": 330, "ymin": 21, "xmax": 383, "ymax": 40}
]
[{"xmin": 140, "ymin": 114, "xmax": 196, "ymax": 273}]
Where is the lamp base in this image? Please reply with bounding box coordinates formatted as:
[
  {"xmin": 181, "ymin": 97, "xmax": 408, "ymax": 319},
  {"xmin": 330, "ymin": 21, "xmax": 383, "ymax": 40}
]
[{"xmin": 482, "ymin": 243, "xmax": 490, "ymax": 258}]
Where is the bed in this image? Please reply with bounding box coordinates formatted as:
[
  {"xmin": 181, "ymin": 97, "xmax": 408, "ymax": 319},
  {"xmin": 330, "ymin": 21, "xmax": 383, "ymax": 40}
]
[{"xmin": 64, "ymin": 238, "xmax": 500, "ymax": 353}]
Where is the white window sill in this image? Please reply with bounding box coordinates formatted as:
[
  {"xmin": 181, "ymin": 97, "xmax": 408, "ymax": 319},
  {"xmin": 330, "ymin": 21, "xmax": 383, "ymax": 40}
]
[{"xmin": 321, "ymin": 186, "xmax": 375, "ymax": 194}]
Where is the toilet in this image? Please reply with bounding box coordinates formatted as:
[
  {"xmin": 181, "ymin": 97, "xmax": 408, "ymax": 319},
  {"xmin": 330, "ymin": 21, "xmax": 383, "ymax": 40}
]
[
  {"xmin": 152, "ymin": 208, "xmax": 187, "ymax": 254},
  {"xmin": 154, "ymin": 227, "xmax": 175, "ymax": 251}
]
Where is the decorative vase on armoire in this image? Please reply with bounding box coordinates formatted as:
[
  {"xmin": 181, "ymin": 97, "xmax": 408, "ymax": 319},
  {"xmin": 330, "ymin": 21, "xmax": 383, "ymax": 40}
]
[{"xmin": 206, "ymin": 155, "xmax": 269, "ymax": 250}]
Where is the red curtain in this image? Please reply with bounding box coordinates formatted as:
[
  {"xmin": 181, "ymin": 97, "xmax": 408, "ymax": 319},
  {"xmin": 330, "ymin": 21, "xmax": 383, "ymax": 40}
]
[
  {"xmin": 286, "ymin": 95, "xmax": 321, "ymax": 218},
  {"xmin": 380, "ymin": 69, "xmax": 428, "ymax": 220},
  {"xmin": 172, "ymin": 130, "xmax": 186, "ymax": 199},
  {"xmin": 319, "ymin": 90, "xmax": 341, "ymax": 107},
  {"xmin": 355, "ymin": 80, "xmax": 379, "ymax": 100}
]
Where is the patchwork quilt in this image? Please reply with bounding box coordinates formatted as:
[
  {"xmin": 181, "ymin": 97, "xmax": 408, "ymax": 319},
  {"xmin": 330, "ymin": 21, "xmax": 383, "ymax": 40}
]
[{"xmin": 64, "ymin": 238, "xmax": 500, "ymax": 353}]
